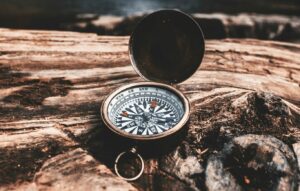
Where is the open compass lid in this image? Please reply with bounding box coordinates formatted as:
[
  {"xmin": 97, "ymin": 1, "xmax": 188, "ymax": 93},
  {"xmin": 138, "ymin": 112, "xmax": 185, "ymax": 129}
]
[{"xmin": 129, "ymin": 10, "xmax": 205, "ymax": 84}]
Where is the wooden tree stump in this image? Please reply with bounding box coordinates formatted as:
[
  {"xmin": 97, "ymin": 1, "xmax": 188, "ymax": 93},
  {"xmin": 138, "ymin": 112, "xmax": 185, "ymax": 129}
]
[{"xmin": 0, "ymin": 28, "xmax": 299, "ymax": 191}]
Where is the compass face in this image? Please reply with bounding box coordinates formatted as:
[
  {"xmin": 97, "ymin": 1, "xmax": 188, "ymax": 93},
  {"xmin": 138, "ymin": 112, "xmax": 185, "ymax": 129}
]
[{"xmin": 104, "ymin": 84, "xmax": 188, "ymax": 139}]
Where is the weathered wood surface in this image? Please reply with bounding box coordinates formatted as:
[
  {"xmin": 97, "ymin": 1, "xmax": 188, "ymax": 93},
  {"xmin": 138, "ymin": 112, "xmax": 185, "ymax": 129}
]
[{"xmin": 0, "ymin": 28, "xmax": 299, "ymax": 191}]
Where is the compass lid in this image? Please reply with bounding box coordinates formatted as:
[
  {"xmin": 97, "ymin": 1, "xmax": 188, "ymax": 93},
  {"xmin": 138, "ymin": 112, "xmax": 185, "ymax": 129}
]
[{"xmin": 129, "ymin": 9, "xmax": 205, "ymax": 84}]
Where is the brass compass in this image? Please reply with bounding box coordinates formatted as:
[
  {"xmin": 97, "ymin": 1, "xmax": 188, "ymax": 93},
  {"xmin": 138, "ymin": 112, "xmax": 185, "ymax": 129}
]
[{"xmin": 101, "ymin": 9, "xmax": 205, "ymax": 181}]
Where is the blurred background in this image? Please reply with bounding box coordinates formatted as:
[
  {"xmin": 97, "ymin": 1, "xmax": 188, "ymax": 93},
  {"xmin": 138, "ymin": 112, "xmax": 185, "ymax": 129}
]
[{"xmin": 0, "ymin": 0, "xmax": 300, "ymax": 42}]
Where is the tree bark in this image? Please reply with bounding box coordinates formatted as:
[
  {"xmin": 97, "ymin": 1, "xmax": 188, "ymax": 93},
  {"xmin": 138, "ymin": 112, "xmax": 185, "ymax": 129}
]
[{"xmin": 0, "ymin": 28, "xmax": 299, "ymax": 191}]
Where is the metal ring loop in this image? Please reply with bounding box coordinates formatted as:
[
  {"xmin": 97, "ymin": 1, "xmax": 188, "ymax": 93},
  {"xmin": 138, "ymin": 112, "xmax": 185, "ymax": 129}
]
[{"xmin": 114, "ymin": 148, "xmax": 144, "ymax": 181}]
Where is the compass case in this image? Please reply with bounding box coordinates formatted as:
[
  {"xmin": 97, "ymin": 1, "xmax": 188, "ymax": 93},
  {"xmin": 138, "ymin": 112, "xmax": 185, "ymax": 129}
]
[{"xmin": 129, "ymin": 9, "xmax": 205, "ymax": 84}]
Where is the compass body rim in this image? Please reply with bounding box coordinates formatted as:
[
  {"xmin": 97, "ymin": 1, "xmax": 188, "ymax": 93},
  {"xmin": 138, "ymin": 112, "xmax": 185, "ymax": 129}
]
[{"xmin": 101, "ymin": 82, "xmax": 190, "ymax": 141}]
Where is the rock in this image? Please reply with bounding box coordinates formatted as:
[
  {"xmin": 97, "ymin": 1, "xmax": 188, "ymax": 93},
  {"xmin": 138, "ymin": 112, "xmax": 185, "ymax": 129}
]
[
  {"xmin": 292, "ymin": 142, "xmax": 300, "ymax": 191},
  {"xmin": 206, "ymin": 135, "xmax": 298, "ymax": 191}
]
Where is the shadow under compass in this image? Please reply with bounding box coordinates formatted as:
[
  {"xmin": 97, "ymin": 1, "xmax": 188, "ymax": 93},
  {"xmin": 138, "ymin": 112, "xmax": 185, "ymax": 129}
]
[{"xmin": 85, "ymin": 118, "xmax": 189, "ymax": 181}]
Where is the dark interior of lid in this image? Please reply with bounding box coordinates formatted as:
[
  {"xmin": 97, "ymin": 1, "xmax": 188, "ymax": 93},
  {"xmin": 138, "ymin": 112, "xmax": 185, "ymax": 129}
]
[{"xmin": 129, "ymin": 10, "xmax": 205, "ymax": 84}]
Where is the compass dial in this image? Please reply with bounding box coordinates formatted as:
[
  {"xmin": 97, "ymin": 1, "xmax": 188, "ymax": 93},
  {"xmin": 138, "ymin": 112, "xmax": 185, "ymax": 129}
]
[{"xmin": 104, "ymin": 84, "xmax": 187, "ymax": 138}]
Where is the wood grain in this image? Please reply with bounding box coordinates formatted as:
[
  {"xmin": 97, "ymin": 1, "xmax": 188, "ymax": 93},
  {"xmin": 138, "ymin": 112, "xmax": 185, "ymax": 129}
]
[{"xmin": 0, "ymin": 28, "xmax": 299, "ymax": 191}]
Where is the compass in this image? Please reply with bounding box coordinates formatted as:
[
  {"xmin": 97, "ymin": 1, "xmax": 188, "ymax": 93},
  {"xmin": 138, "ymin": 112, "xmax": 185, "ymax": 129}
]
[
  {"xmin": 103, "ymin": 82, "xmax": 189, "ymax": 139},
  {"xmin": 101, "ymin": 9, "xmax": 205, "ymax": 181}
]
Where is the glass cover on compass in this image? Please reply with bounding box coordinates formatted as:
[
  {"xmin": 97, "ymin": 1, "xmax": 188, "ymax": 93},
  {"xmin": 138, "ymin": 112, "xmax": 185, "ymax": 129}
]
[{"xmin": 107, "ymin": 85, "xmax": 185, "ymax": 137}]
